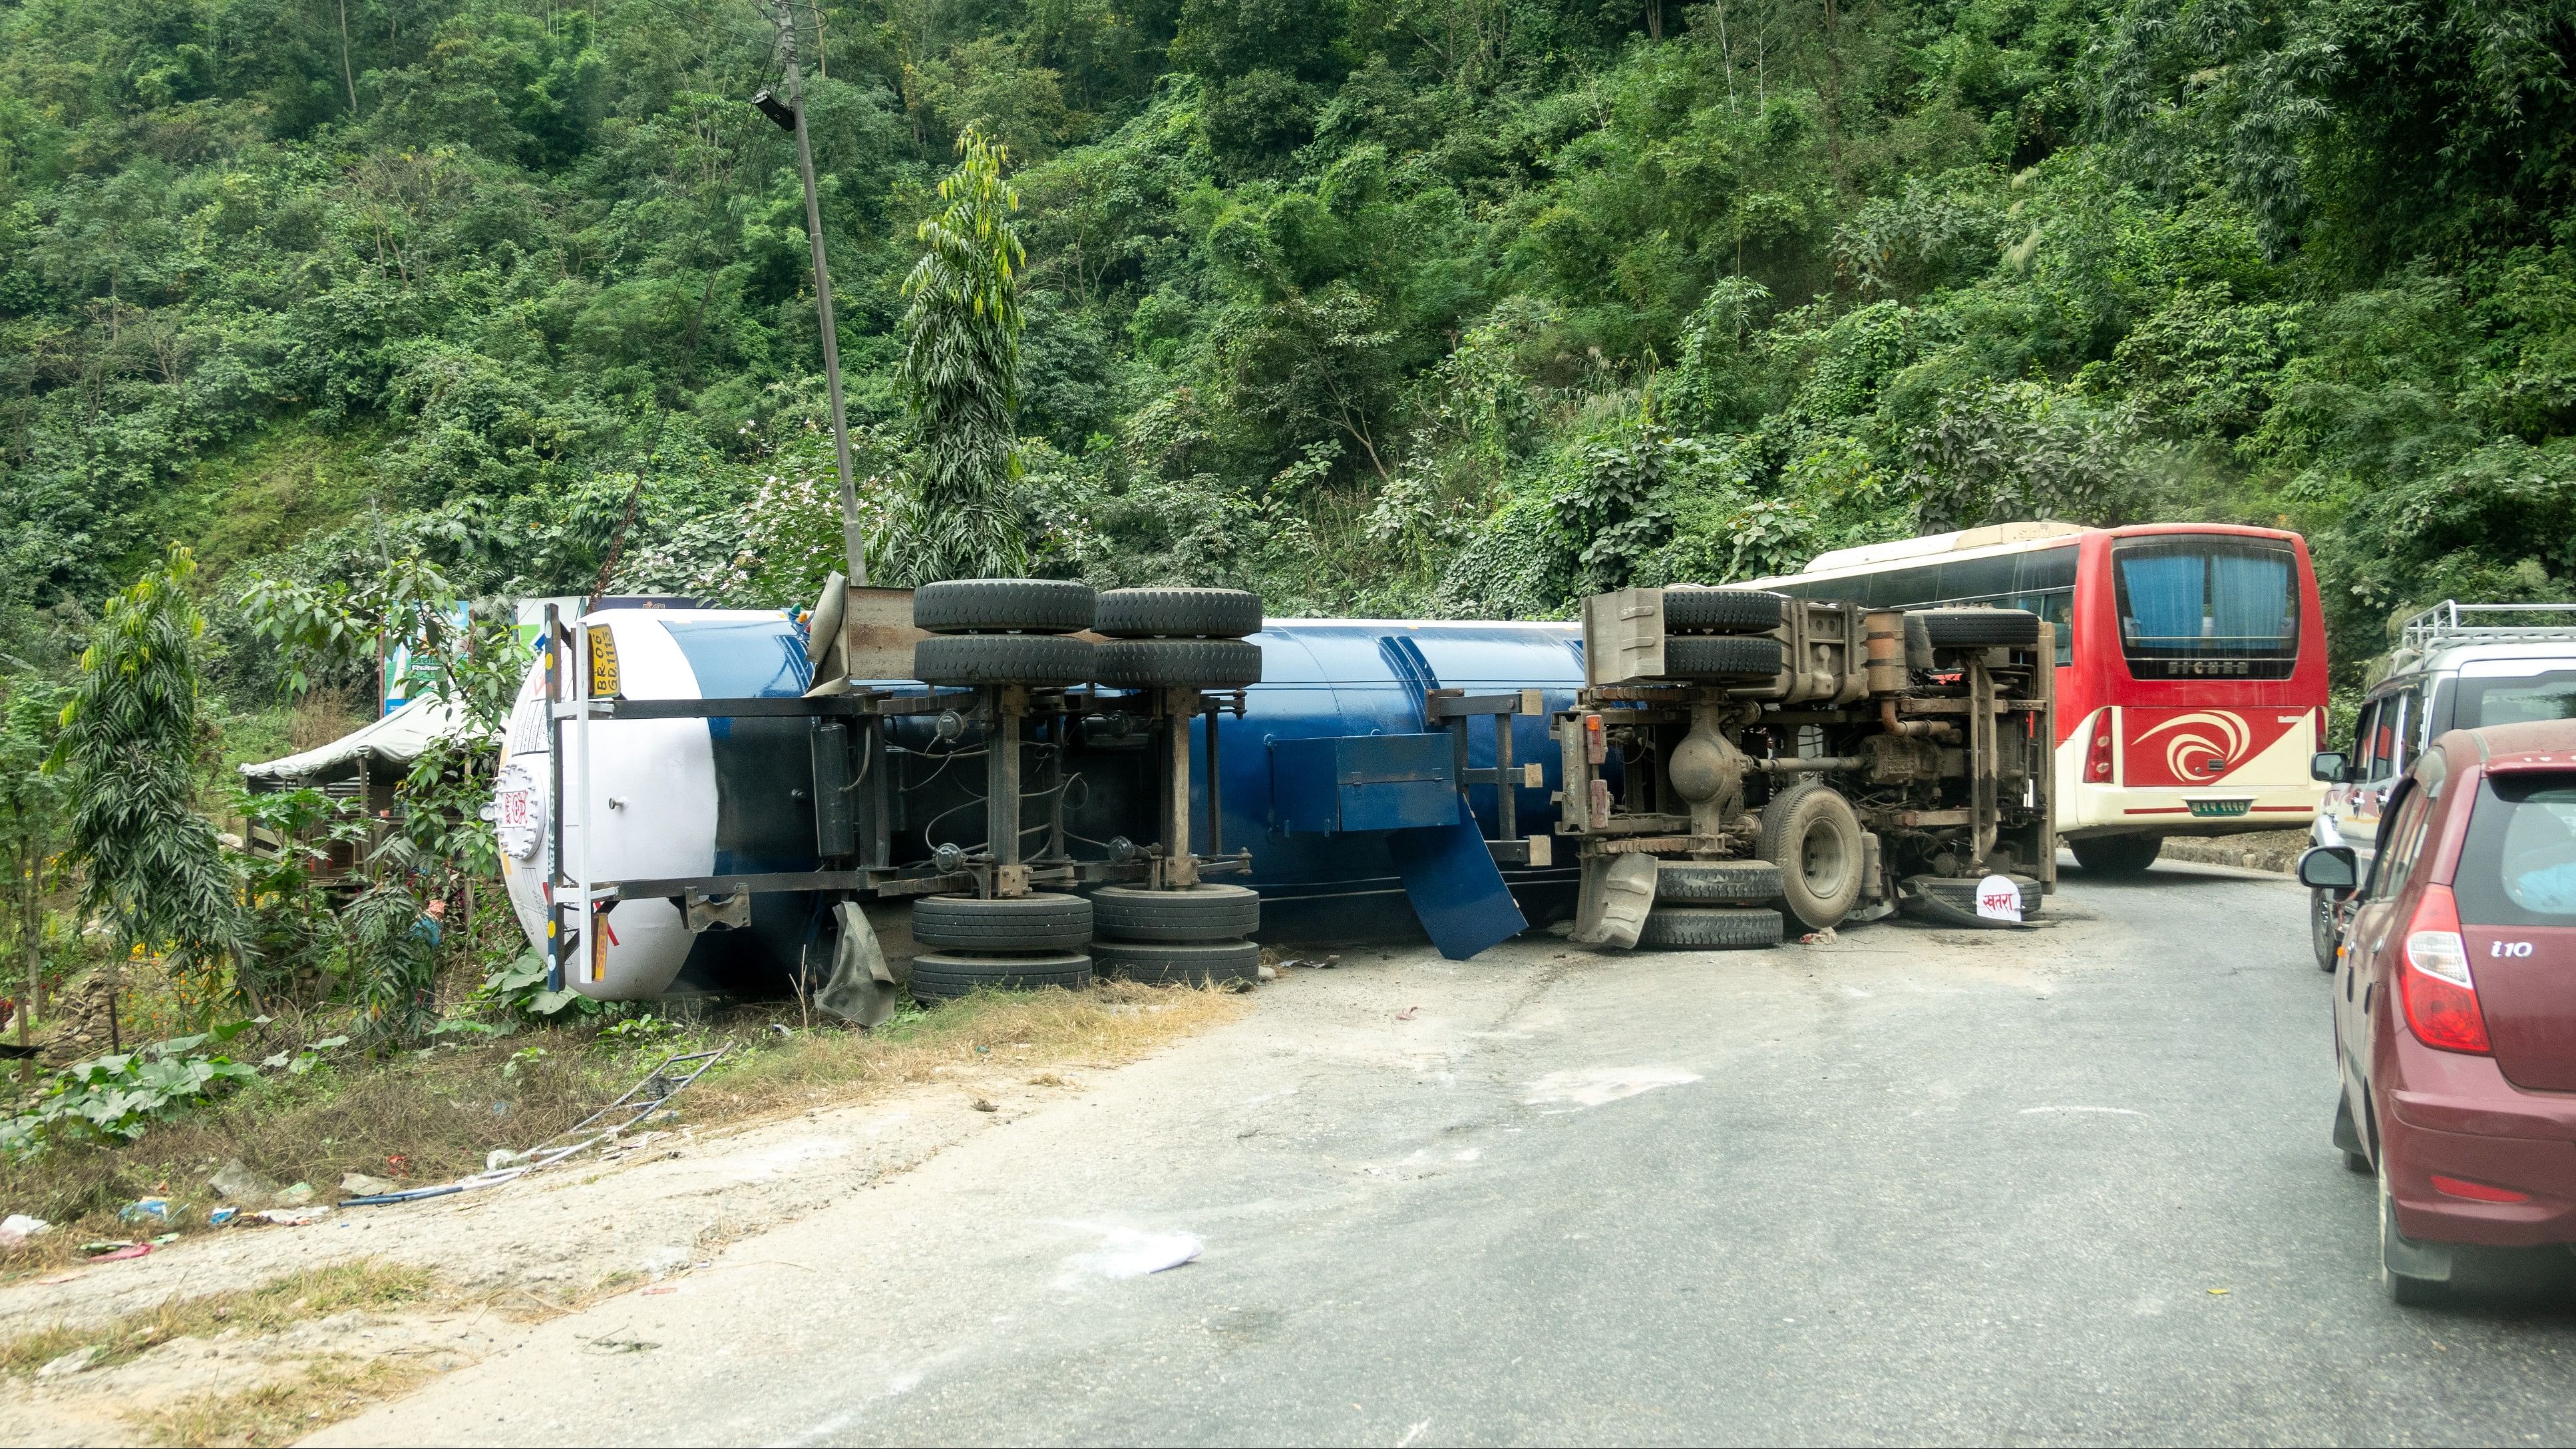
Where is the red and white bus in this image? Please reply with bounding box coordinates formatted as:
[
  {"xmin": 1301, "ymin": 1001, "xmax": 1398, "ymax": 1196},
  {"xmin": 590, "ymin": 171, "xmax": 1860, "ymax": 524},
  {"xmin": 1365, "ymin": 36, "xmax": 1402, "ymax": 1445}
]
[{"xmin": 1740, "ymin": 521, "xmax": 2330, "ymax": 873}]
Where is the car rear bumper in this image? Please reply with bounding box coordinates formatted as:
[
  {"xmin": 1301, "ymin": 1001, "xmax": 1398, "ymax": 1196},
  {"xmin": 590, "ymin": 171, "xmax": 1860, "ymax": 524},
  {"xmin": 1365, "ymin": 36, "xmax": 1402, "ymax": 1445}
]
[{"xmin": 2384, "ymin": 1051, "xmax": 2576, "ymax": 1247}]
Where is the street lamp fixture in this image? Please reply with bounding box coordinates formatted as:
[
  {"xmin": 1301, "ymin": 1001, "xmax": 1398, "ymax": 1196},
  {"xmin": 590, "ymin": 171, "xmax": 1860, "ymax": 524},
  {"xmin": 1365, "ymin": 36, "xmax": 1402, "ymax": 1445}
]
[{"xmin": 749, "ymin": 89, "xmax": 797, "ymax": 132}]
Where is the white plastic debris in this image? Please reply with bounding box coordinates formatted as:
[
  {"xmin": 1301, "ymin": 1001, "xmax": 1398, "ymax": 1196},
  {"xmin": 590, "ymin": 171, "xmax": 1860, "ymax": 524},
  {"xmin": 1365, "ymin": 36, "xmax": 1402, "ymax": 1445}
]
[
  {"xmin": 1056, "ymin": 1227, "xmax": 1203, "ymax": 1286},
  {"xmin": 1522, "ymin": 1066, "xmax": 1702, "ymax": 1108},
  {"xmin": 0, "ymin": 1213, "xmax": 51, "ymax": 1245},
  {"xmin": 209, "ymin": 1158, "xmax": 284, "ymax": 1208},
  {"xmin": 35, "ymin": 1346, "xmax": 101, "ymax": 1379}
]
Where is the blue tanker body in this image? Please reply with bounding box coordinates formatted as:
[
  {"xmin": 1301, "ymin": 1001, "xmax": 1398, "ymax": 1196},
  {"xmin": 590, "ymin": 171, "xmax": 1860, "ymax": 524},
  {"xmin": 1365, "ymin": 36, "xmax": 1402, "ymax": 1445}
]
[{"xmin": 1187, "ymin": 620, "xmax": 1588, "ymax": 939}]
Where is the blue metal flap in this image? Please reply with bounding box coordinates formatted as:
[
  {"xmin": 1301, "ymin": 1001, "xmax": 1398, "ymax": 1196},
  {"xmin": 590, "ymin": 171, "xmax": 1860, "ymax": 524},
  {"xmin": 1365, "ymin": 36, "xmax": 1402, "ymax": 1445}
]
[
  {"xmin": 1389, "ymin": 798, "xmax": 1528, "ymax": 960},
  {"xmin": 1270, "ymin": 733, "xmax": 1456, "ymax": 834}
]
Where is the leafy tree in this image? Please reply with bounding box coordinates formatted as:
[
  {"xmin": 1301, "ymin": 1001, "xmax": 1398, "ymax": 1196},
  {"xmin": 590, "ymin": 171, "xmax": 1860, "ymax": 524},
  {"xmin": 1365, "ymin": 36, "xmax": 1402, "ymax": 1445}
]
[
  {"xmin": 55, "ymin": 546, "xmax": 250, "ymax": 1010},
  {"xmin": 343, "ymin": 878, "xmax": 436, "ymax": 1046},
  {"xmin": 1901, "ymin": 380, "xmax": 2153, "ymax": 531},
  {"xmin": 238, "ymin": 554, "xmax": 515, "ymax": 726},
  {"xmin": 889, "ymin": 127, "xmax": 1031, "ymax": 584},
  {"xmin": 229, "ymin": 785, "xmax": 365, "ymax": 1007}
]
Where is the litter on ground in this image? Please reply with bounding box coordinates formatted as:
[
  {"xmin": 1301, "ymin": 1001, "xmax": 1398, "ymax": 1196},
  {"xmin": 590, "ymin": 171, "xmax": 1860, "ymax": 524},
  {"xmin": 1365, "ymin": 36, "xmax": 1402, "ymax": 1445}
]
[
  {"xmin": 340, "ymin": 1046, "xmax": 730, "ymax": 1209},
  {"xmin": 1055, "ymin": 1227, "xmax": 1204, "ymax": 1286},
  {"xmin": 35, "ymin": 1346, "xmax": 102, "ymax": 1379}
]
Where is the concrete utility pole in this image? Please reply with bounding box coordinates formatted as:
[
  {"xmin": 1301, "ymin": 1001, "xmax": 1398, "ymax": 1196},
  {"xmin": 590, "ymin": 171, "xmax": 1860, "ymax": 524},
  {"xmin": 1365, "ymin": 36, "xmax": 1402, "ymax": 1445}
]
[{"xmin": 758, "ymin": 1, "xmax": 868, "ymax": 588}]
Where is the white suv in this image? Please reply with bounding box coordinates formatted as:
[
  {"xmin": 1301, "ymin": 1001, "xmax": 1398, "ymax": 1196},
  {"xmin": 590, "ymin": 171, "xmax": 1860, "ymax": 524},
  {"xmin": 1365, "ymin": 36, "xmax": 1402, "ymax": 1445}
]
[{"xmin": 2308, "ymin": 601, "xmax": 2576, "ymax": 969}]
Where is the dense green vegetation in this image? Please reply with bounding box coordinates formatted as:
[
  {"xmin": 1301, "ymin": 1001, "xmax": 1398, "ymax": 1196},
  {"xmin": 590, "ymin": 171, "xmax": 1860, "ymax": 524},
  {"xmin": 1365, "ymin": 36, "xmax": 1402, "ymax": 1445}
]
[{"xmin": 5, "ymin": 0, "xmax": 2574, "ymax": 698}]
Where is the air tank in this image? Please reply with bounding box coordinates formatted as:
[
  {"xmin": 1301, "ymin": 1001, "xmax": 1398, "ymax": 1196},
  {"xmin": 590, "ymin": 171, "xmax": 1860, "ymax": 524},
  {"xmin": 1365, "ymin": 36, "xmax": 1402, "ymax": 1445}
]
[{"xmin": 498, "ymin": 610, "xmax": 1590, "ymax": 1000}]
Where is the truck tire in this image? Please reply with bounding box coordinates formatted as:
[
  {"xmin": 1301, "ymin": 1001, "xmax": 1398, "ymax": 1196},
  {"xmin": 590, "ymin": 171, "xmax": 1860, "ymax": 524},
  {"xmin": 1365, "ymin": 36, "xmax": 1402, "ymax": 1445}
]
[
  {"xmin": 1656, "ymin": 860, "xmax": 1783, "ymax": 905},
  {"xmin": 1094, "ymin": 588, "xmax": 1263, "ymax": 640},
  {"xmin": 911, "ymin": 893, "xmax": 1093, "ymax": 952},
  {"xmin": 2070, "ymin": 833, "xmax": 2161, "ymax": 876},
  {"xmin": 2311, "ymin": 888, "xmax": 2341, "ymax": 972},
  {"xmin": 1092, "ymin": 638, "xmax": 1263, "ymax": 689},
  {"xmin": 1090, "ymin": 884, "xmax": 1262, "ymax": 942},
  {"xmin": 913, "ymin": 634, "xmax": 1094, "ymax": 687},
  {"xmin": 1662, "ymin": 635, "xmax": 1785, "ymax": 680},
  {"xmin": 1907, "ymin": 606, "xmax": 2042, "ymax": 649},
  {"xmin": 1757, "ymin": 781, "xmax": 1865, "ymax": 931},
  {"xmin": 908, "ymin": 951, "xmax": 1093, "ymax": 1001},
  {"xmin": 1637, "ymin": 906, "xmax": 1783, "ymax": 949},
  {"xmin": 1663, "ymin": 589, "xmax": 1787, "ymax": 634},
  {"xmin": 1907, "ymin": 873, "xmax": 2043, "ymax": 920},
  {"xmin": 1090, "ymin": 938, "xmax": 1260, "ymax": 986},
  {"xmin": 912, "ymin": 578, "xmax": 1095, "ymax": 634}
]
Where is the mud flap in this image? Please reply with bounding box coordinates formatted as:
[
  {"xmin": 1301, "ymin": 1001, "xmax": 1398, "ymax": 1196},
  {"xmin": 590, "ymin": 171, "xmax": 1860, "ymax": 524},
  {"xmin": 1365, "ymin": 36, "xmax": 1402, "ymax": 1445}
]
[
  {"xmin": 815, "ymin": 900, "xmax": 904, "ymax": 1026},
  {"xmin": 1571, "ymin": 853, "xmax": 1658, "ymax": 949},
  {"xmin": 1389, "ymin": 801, "xmax": 1528, "ymax": 960}
]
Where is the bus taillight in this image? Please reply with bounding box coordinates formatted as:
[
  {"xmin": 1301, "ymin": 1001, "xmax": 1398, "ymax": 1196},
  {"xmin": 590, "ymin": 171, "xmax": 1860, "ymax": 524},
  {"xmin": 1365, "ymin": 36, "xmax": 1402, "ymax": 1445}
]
[{"xmin": 2086, "ymin": 717, "xmax": 2116, "ymax": 783}]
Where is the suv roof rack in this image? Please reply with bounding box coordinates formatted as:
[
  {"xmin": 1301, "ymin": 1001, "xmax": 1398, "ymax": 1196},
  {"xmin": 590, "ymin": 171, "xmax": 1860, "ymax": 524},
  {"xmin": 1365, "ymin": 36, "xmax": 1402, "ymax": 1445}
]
[{"xmin": 2399, "ymin": 600, "xmax": 2576, "ymax": 652}]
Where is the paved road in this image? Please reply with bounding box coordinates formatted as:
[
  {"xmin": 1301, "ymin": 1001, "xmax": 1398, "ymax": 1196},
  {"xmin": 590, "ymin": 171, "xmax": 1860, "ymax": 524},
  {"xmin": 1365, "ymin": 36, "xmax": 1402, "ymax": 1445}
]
[{"xmin": 323, "ymin": 861, "xmax": 2576, "ymax": 1446}]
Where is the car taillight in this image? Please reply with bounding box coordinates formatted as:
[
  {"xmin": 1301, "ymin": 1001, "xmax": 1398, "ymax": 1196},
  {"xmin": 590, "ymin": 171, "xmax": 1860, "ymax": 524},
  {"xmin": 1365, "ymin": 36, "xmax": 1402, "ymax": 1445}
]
[
  {"xmin": 2398, "ymin": 884, "xmax": 2491, "ymax": 1054},
  {"xmin": 2086, "ymin": 716, "xmax": 2115, "ymax": 782}
]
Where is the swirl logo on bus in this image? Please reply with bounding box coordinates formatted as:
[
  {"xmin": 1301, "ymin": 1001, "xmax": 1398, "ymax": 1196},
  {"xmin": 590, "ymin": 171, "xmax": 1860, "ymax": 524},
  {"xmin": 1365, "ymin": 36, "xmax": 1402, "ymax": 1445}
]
[{"xmin": 2131, "ymin": 711, "xmax": 2253, "ymax": 781}]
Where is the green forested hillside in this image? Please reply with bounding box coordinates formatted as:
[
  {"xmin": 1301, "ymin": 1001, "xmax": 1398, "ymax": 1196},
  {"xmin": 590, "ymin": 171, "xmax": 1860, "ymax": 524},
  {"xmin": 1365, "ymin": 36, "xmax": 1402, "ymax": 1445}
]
[{"xmin": 5, "ymin": 0, "xmax": 2575, "ymax": 696}]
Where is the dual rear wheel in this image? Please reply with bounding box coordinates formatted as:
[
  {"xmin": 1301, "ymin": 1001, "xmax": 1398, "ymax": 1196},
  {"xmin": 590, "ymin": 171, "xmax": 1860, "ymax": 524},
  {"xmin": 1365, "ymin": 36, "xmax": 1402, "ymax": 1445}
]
[
  {"xmin": 908, "ymin": 893, "xmax": 1095, "ymax": 1001},
  {"xmin": 1090, "ymin": 884, "xmax": 1261, "ymax": 987}
]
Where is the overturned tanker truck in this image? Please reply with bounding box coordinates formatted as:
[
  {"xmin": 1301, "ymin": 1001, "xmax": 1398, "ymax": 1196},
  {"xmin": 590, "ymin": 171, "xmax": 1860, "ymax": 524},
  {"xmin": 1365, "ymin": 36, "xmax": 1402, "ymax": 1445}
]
[{"xmin": 491, "ymin": 578, "xmax": 2051, "ymax": 1017}]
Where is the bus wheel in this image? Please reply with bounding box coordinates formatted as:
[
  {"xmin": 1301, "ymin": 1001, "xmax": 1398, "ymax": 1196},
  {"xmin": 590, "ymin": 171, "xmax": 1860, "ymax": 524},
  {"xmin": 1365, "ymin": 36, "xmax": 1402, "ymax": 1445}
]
[
  {"xmin": 2070, "ymin": 833, "xmax": 2161, "ymax": 875},
  {"xmin": 1757, "ymin": 782, "xmax": 1864, "ymax": 930}
]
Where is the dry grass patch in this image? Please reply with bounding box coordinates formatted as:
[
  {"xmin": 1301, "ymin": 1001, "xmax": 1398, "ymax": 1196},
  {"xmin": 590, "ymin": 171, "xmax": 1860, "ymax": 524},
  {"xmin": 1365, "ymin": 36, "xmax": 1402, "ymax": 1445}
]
[
  {"xmin": 132, "ymin": 1356, "xmax": 437, "ymax": 1448},
  {"xmin": 2, "ymin": 980, "xmax": 1247, "ymax": 1281},
  {"xmin": 0, "ymin": 1259, "xmax": 441, "ymax": 1379},
  {"xmin": 686, "ymin": 980, "xmax": 1246, "ymax": 1121}
]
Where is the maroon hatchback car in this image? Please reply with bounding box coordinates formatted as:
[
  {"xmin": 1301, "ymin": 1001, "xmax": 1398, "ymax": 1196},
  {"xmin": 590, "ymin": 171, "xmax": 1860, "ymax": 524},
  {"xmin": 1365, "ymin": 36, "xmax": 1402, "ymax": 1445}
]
[{"xmin": 2299, "ymin": 720, "xmax": 2576, "ymax": 1305}]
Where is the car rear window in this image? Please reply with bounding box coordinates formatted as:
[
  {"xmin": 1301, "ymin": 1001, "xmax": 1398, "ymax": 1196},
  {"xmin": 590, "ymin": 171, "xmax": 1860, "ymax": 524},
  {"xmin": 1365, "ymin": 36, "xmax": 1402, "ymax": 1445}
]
[
  {"xmin": 2454, "ymin": 672, "xmax": 2576, "ymax": 729},
  {"xmin": 2456, "ymin": 773, "xmax": 2576, "ymax": 925}
]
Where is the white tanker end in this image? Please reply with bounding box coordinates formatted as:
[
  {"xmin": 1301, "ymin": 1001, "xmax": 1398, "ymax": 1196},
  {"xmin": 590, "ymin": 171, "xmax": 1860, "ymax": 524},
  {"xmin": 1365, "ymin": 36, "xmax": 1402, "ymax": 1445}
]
[{"xmin": 494, "ymin": 607, "xmax": 815, "ymax": 1000}]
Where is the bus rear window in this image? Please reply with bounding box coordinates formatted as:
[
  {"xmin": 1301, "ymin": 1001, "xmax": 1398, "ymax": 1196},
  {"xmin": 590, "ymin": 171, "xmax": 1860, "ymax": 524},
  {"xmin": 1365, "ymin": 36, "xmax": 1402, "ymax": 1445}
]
[
  {"xmin": 2112, "ymin": 537, "xmax": 2299, "ymax": 680},
  {"xmin": 2456, "ymin": 775, "xmax": 2576, "ymax": 925}
]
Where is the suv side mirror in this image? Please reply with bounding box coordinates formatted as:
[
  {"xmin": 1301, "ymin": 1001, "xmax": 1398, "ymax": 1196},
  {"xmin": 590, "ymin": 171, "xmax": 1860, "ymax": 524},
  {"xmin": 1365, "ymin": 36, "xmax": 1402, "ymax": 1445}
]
[
  {"xmin": 2310, "ymin": 751, "xmax": 2351, "ymax": 783},
  {"xmin": 2297, "ymin": 845, "xmax": 2359, "ymax": 895}
]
